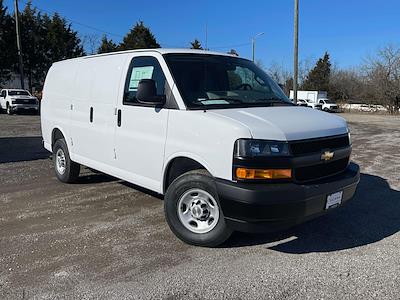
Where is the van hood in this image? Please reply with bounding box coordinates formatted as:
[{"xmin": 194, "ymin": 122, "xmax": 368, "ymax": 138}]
[{"xmin": 209, "ymin": 106, "xmax": 348, "ymax": 141}]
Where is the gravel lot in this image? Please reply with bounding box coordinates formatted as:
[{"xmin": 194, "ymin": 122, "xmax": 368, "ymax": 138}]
[{"xmin": 0, "ymin": 113, "xmax": 399, "ymax": 299}]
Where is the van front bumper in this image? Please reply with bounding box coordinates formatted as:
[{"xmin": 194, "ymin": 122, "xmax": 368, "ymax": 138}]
[{"xmin": 216, "ymin": 162, "xmax": 360, "ymax": 233}]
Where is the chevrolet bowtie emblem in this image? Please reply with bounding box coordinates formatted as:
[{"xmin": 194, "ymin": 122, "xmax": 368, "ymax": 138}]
[{"xmin": 321, "ymin": 151, "xmax": 334, "ymax": 161}]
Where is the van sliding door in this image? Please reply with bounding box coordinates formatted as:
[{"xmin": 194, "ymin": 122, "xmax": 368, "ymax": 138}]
[{"xmin": 70, "ymin": 55, "xmax": 127, "ymax": 168}]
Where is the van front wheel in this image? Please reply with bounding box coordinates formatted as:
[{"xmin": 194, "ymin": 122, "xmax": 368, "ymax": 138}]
[
  {"xmin": 164, "ymin": 170, "xmax": 232, "ymax": 247},
  {"xmin": 53, "ymin": 139, "xmax": 80, "ymax": 183}
]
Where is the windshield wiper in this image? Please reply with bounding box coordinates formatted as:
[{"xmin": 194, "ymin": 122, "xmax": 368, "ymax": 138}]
[
  {"xmin": 254, "ymin": 98, "xmax": 294, "ymax": 106},
  {"xmin": 255, "ymin": 97, "xmax": 285, "ymax": 101}
]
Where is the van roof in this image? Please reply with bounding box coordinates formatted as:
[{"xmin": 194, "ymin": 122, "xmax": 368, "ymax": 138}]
[{"xmin": 53, "ymin": 48, "xmax": 239, "ymax": 64}]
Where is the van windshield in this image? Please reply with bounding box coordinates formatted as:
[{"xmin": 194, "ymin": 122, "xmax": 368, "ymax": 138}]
[{"xmin": 164, "ymin": 54, "xmax": 292, "ymax": 110}]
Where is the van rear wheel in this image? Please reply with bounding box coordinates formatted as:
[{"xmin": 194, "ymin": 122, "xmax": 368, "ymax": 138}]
[
  {"xmin": 164, "ymin": 170, "xmax": 232, "ymax": 247},
  {"xmin": 53, "ymin": 139, "xmax": 80, "ymax": 183}
]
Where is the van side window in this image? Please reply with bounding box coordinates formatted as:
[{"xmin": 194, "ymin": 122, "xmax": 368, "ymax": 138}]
[
  {"xmin": 1, "ymin": 90, "xmax": 5, "ymax": 97},
  {"xmin": 123, "ymin": 56, "xmax": 166, "ymax": 105}
]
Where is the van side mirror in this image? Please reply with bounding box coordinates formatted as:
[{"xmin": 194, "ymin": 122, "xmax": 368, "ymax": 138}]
[{"xmin": 136, "ymin": 79, "xmax": 166, "ymax": 105}]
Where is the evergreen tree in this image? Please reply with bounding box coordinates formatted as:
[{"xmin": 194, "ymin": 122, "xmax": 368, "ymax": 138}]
[
  {"xmin": 35, "ymin": 12, "xmax": 84, "ymax": 88},
  {"xmin": 44, "ymin": 13, "xmax": 85, "ymax": 62},
  {"xmin": 97, "ymin": 35, "xmax": 118, "ymax": 54},
  {"xmin": 0, "ymin": 0, "xmax": 16, "ymax": 86},
  {"xmin": 301, "ymin": 52, "xmax": 331, "ymax": 91},
  {"xmin": 190, "ymin": 39, "xmax": 202, "ymax": 49},
  {"xmin": 20, "ymin": 2, "xmax": 45, "ymax": 90},
  {"xmin": 1, "ymin": 2, "xmax": 85, "ymax": 90},
  {"xmin": 119, "ymin": 21, "xmax": 160, "ymax": 50}
]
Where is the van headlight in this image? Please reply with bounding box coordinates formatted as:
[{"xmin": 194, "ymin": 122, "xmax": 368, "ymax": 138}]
[
  {"xmin": 234, "ymin": 139, "xmax": 292, "ymax": 180},
  {"xmin": 234, "ymin": 139, "xmax": 290, "ymax": 158}
]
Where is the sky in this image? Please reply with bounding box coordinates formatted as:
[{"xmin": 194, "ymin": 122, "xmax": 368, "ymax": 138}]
[{"xmin": 4, "ymin": 0, "xmax": 400, "ymax": 71}]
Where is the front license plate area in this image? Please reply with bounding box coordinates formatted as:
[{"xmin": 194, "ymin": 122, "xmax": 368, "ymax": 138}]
[{"xmin": 325, "ymin": 191, "xmax": 343, "ymax": 210}]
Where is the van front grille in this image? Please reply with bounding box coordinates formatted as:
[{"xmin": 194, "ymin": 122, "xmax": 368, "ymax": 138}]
[
  {"xmin": 294, "ymin": 157, "xmax": 349, "ymax": 182},
  {"xmin": 289, "ymin": 134, "xmax": 349, "ymax": 156}
]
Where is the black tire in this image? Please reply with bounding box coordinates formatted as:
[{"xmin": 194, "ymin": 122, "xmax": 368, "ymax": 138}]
[
  {"xmin": 53, "ymin": 138, "xmax": 80, "ymax": 183},
  {"xmin": 164, "ymin": 169, "xmax": 232, "ymax": 247},
  {"xmin": 6, "ymin": 105, "xmax": 13, "ymax": 115},
  {"xmin": 323, "ymin": 107, "xmax": 330, "ymax": 112}
]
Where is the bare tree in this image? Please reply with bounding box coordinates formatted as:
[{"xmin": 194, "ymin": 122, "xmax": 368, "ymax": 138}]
[
  {"xmin": 267, "ymin": 61, "xmax": 291, "ymax": 84},
  {"xmin": 298, "ymin": 57, "xmax": 314, "ymax": 86},
  {"xmin": 363, "ymin": 45, "xmax": 400, "ymax": 113},
  {"xmin": 255, "ymin": 59, "xmax": 265, "ymax": 70},
  {"xmin": 329, "ymin": 68, "xmax": 364, "ymax": 102},
  {"xmin": 81, "ymin": 34, "xmax": 101, "ymax": 55}
]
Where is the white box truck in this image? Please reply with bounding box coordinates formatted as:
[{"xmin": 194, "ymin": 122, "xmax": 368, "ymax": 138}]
[
  {"xmin": 290, "ymin": 90, "xmax": 328, "ymax": 102},
  {"xmin": 290, "ymin": 90, "xmax": 339, "ymax": 112},
  {"xmin": 41, "ymin": 49, "xmax": 359, "ymax": 247}
]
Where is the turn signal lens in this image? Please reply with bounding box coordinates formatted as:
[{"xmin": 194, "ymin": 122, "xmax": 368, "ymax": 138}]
[{"xmin": 235, "ymin": 168, "xmax": 292, "ymax": 180}]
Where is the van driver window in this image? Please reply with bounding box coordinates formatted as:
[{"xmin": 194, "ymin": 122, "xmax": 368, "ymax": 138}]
[{"xmin": 124, "ymin": 56, "xmax": 166, "ymax": 104}]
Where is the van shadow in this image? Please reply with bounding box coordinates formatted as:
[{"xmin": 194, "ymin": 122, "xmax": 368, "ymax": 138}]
[
  {"xmin": 74, "ymin": 170, "xmax": 163, "ymax": 200},
  {"xmin": 224, "ymin": 173, "xmax": 400, "ymax": 253},
  {"xmin": 0, "ymin": 136, "xmax": 49, "ymax": 163},
  {"xmin": 75, "ymin": 173, "xmax": 118, "ymax": 184}
]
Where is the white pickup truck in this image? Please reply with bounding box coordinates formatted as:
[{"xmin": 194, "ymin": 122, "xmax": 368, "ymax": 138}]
[
  {"xmin": 305, "ymin": 99, "xmax": 323, "ymax": 110},
  {"xmin": 41, "ymin": 49, "xmax": 360, "ymax": 247},
  {"xmin": 318, "ymin": 99, "xmax": 340, "ymax": 112},
  {"xmin": 0, "ymin": 89, "xmax": 39, "ymax": 115}
]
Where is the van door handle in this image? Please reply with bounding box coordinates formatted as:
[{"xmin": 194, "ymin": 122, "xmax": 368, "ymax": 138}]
[
  {"xmin": 90, "ymin": 107, "xmax": 93, "ymax": 122},
  {"xmin": 117, "ymin": 109, "xmax": 121, "ymax": 127}
]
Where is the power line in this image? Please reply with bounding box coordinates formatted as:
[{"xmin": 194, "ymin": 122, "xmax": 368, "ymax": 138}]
[
  {"xmin": 209, "ymin": 42, "xmax": 251, "ymax": 50},
  {"xmin": 18, "ymin": 0, "xmax": 124, "ymax": 38},
  {"xmin": 17, "ymin": 0, "xmax": 254, "ymax": 51}
]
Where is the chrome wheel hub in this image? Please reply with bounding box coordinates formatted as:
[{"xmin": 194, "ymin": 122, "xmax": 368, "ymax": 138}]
[
  {"xmin": 55, "ymin": 148, "xmax": 66, "ymax": 175},
  {"xmin": 178, "ymin": 188, "xmax": 220, "ymax": 234}
]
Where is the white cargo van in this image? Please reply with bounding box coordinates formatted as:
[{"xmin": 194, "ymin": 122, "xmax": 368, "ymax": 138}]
[{"xmin": 41, "ymin": 49, "xmax": 360, "ymax": 247}]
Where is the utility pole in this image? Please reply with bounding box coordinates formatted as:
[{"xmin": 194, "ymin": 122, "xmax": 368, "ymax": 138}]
[
  {"xmin": 293, "ymin": 0, "xmax": 299, "ymax": 104},
  {"xmin": 14, "ymin": 0, "xmax": 25, "ymax": 89},
  {"xmin": 205, "ymin": 23, "xmax": 208, "ymax": 51},
  {"xmin": 252, "ymin": 38, "xmax": 255, "ymax": 62},
  {"xmin": 252, "ymin": 32, "xmax": 264, "ymax": 62}
]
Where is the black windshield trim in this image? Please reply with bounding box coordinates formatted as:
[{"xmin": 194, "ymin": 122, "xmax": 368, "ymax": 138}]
[
  {"xmin": 163, "ymin": 53, "xmax": 291, "ymax": 110},
  {"xmin": 187, "ymin": 102, "xmax": 295, "ymax": 111}
]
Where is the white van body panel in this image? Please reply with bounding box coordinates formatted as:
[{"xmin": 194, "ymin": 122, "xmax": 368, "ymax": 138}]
[
  {"xmin": 41, "ymin": 60, "xmax": 79, "ymax": 152},
  {"xmin": 209, "ymin": 106, "xmax": 348, "ymax": 141},
  {"xmin": 163, "ymin": 110, "xmax": 252, "ymax": 191}
]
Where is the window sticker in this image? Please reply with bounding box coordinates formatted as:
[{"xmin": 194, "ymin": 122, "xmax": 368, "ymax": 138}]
[{"xmin": 128, "ymin": 66, "xmax": 154, "ymax": 91}]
